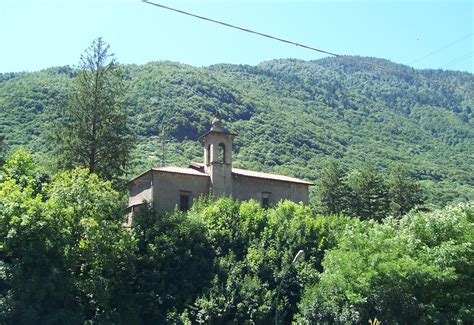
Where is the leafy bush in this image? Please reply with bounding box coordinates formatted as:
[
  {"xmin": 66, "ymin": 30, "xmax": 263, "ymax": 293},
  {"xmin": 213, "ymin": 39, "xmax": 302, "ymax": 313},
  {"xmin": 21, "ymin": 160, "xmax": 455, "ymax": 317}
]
[{"xmin": 296, "ymin": 203, "xmax": 474, "ymax": 323}]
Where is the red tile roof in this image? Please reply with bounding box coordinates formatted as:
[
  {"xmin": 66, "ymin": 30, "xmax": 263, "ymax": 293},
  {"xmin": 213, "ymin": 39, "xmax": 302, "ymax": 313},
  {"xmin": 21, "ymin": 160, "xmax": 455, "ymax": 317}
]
[
  {"xmin": 130, "ymin": 164, "xmax": 312, "ymax": 185},
  {"xmin": 190, "ymin": 162, "xmax": 313, "ymax": 185}
]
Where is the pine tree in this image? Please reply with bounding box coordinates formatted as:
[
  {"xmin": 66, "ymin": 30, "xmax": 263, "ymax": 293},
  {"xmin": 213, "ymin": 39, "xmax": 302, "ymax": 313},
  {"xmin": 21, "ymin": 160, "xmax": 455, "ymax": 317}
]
[
  {"xmin": 52, "ymin": 38, "xmax": 133, "ymax": 181},
  {"xmin": 387, "ymin": 164, "xmax": 424, "ymax": 217},
  {"xmin": 347, "ymin": 164, "xmax": 389, "ymax": 221},
  {"xmin": 316, "ymin": 159, "xmax": 348, "ymax": 215}
]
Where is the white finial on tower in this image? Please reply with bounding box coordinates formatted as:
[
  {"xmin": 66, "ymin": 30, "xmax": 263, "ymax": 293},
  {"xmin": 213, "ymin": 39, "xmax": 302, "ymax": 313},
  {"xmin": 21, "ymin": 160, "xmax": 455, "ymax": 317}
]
[{"xmin": 211, "ymin": 116, "xmax": 224, "ymax": 132}]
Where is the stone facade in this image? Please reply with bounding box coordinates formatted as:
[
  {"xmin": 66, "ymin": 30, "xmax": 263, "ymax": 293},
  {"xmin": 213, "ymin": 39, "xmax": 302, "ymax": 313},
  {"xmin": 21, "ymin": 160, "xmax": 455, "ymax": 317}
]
[{"xmin": 128, "ymin": 118, "xmax": 312, "ymax": 212}]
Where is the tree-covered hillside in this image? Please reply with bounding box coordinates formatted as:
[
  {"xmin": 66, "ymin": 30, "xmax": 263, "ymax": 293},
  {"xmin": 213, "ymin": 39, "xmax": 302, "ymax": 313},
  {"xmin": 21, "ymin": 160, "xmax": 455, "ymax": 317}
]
[{"xmin": 0, "ymin": 57, "xmax": 473, "ymax": 206}]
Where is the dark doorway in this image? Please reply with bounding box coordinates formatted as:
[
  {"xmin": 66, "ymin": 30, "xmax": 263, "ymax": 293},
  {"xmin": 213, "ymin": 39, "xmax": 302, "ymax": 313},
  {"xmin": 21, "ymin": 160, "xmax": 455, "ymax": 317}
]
[{"xmin": 180, "ymin": 193, "xmax": 190, "ymax": 211}]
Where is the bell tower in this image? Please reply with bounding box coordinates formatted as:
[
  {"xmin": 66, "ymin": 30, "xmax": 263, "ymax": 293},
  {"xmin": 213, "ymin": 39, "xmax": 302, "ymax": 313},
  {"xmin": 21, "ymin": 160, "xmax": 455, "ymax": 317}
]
[{"xmin": 200, "ymin": 117, "xmax": 236, "ymax": 197}]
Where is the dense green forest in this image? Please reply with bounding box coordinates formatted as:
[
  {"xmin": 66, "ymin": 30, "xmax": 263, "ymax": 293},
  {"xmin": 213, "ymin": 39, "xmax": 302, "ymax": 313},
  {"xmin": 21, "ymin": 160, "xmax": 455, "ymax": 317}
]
[
  {"xmin": 1, "ymin": 150, "xmax": 472, "ymax": 324},
  {"xmin": 0, "ymin": 57, "xmax": 473, "ymax": 207}
]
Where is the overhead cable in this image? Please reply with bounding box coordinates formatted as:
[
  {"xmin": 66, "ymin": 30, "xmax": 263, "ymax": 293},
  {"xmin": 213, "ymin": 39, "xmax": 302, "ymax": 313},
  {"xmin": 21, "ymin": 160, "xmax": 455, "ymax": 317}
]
[
  {"xmin": 142, "ymin": 0, "xmax": 474, "ymax": 93},
  {"xmin": 409, "ymin": 33, "xmax": 473, "ymax": 65},
  {"xmin": 443, "ymin": 52, "xmax": 474, "ymax": 68}
]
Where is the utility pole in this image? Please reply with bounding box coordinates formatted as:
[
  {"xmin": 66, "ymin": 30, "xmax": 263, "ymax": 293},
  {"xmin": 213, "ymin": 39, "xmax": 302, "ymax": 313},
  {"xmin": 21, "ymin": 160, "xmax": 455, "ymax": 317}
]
[{"xmin": 160, "ymin": 125, "xmax": 166, "ymax": 166}]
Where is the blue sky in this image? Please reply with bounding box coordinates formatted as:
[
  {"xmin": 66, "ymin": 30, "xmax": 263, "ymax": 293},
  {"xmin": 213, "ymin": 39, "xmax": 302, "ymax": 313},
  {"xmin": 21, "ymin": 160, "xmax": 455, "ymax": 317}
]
[{"xmin": 1, "ymin": 0, "xmax": 472, "ymax": 73}]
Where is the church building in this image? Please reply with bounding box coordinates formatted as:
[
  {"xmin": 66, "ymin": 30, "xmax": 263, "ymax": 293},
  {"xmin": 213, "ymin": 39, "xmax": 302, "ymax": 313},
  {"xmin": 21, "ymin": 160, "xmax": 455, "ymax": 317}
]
[{"xmin": 128, "ymin": 117, "xmax": 312, "ymax": 213}]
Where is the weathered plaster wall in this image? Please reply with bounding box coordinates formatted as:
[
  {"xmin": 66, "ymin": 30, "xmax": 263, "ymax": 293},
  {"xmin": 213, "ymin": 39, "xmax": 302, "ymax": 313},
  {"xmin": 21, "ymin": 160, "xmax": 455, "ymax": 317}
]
[
  {"xmin": 128, "ymin": 172, "xmax": 153, "ymax": 207},
  {"xmin": 128, "ymin": 170, "xmax": 309, "ymax": 213},
  {"xmin": 231, "ymin": 175, "xmax": 309, "ymax": 205},
  {"xmin": 208, "ymin": 162, "xmax": 233, "ymax": 197},
  {"xmin": 153, "ymin": 172, "xmax": 210, "ymax": 211}
]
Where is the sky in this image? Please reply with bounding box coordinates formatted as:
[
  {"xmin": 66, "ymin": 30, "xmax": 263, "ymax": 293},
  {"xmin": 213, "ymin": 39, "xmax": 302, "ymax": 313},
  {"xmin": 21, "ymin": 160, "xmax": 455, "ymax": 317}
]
[{"xmin": 0, "ymin": 0, "xmax": 473, "ymax": 74}]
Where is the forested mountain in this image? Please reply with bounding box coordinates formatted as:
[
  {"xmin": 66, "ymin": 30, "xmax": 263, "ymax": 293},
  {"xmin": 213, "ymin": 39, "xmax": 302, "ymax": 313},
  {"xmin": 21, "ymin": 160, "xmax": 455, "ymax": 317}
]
[{"xmin": 0, "ymin": 57, "xmax": 473, "ymax": 206}]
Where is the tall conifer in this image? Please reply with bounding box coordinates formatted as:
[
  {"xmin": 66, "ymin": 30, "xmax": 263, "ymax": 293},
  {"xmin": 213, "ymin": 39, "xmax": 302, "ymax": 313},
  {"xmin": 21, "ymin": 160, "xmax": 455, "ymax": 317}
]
[
  {"xmin": 387, "ymin": 164, "xmax": 424, "ymax": 217},
  {"xmin": 347, "ymin": 164, "xmax": 389, "ymax": 221},
  {"xmin": 316, "ymin": 159, "xmax": 348, "ymax": 215},
  {"xmin": 53, "ymin": 38, "xmax": 133, "ymax": 181}
]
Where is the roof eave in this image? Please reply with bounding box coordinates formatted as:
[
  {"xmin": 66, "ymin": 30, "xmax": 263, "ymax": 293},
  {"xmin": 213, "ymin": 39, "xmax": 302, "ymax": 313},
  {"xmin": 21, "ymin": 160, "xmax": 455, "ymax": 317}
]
[
  {"xmin": 199, "ymin": 130, "xmax": 238, "ymax": 141},
  {"xmin": 128, "ymin": 169, "xmax": 153, "ymax": 185},
  {"xmin": 232, "ymin": 171, "xmax": 313, "ymax": 186},
  {"xmin": 151, "ymin": 168, "xmax": 209, "ymax": 177}
]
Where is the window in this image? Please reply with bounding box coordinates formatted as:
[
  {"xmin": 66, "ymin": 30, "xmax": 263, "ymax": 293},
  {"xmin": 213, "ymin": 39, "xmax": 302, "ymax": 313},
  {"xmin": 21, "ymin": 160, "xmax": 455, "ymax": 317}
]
[
  {"xmin": 218, "ymin": 143, "xmax": 225, "ymax": 163},
  {"xmin": 262, "ymin": 192, "xmax": 271, "ymax": 208},
  {"xmin": 207, "ymin": 144, "xmax": 211, "ymax": 165},
  {"xmin": 180, "ymin": 192, "xmax": 191, "ymax": 211},
  {"xmin": 262, "ymin": 197, "xmax": 269, "ymax": 208}
]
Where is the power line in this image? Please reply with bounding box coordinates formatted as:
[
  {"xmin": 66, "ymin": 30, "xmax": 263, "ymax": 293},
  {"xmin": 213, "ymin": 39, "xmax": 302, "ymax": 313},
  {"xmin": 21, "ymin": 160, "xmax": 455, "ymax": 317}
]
[
  {"xmin": 142, "ymin": 0, "xmax": 474, "ymax": 93},
  {"xmin": 409, "ymin": 33, "xmax": 473, "ymax": 65},
  {"xmin": 443, "ymin": 51, "xmax": 474, "ymax": 69}
]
